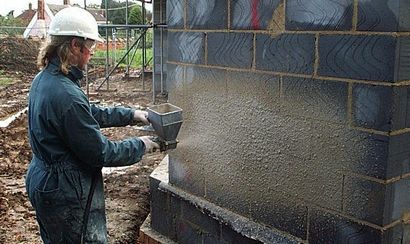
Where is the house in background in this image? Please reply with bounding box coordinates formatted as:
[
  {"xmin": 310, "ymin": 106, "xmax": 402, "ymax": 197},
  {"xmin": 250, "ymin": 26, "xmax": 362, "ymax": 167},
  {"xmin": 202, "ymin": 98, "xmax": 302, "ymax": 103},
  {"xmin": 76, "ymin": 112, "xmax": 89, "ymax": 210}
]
[
  {"xmin": 16, "ymin": 3, "xmax": 36, "ymax": 26},
  {"xmin": 22, "ymin": 0, "xmax": 106, "ymax": 39}
]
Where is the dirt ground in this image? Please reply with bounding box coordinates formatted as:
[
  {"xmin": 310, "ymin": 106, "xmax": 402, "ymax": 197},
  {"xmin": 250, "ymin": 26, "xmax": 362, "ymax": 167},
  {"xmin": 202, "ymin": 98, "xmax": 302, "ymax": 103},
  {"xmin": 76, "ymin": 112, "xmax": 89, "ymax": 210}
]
[{"xmin": 0, "ymin": 37, "xmax": 166, "ymax": 243}]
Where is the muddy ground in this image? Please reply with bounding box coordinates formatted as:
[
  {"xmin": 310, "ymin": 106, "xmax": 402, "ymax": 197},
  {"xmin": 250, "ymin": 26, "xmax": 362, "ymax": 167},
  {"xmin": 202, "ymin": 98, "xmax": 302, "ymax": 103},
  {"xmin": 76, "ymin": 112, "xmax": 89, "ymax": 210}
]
[{"xmin": 0, "ymin": 38, "xmax": 166, "ymax": 243}]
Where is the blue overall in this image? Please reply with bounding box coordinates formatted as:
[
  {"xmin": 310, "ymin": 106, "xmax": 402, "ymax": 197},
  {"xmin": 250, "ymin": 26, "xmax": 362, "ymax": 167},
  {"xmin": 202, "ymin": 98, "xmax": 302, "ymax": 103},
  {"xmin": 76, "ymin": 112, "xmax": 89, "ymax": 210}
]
[{"xmin": 25, "ymin": 58, "xmax": 145, "ymax": 243}]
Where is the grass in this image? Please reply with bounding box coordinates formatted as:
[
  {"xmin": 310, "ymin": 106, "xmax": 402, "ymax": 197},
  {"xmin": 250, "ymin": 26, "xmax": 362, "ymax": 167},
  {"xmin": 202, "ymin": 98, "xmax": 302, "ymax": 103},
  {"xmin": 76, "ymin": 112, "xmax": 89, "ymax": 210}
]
[
  {"xmin": 0, "ymin": 70, "xmax": 13, "ymax": 86},
  {"xmin": 92, "ymin": 48, "xmax": 153, "ymax": 68}
]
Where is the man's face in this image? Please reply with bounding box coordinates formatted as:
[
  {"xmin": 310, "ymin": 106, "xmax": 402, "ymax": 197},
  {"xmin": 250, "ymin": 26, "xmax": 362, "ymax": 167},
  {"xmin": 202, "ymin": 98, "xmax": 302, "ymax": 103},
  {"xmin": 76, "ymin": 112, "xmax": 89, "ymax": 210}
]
[
  {"xmin": 71, "ymin": 38, "xmax": 96, "ymax": 70},
  {"xmin": 78, "ymin": 40, "xmax": 96, "ymax": 69}
]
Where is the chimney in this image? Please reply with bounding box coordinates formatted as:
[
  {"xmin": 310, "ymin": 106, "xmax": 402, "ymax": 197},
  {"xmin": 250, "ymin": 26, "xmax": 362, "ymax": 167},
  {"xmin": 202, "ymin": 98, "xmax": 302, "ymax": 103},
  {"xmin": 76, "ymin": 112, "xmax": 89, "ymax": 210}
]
[
  {"xmin": 37, "ymin": 0, "xmax": 45, "ymax": 20},
  {"xmin": 63, "ymin": 0, "xmax": 70, "ymax": 5},
  {"xmin": 29, "ymin": 2, "xmax": 32, "ymax": 10}
]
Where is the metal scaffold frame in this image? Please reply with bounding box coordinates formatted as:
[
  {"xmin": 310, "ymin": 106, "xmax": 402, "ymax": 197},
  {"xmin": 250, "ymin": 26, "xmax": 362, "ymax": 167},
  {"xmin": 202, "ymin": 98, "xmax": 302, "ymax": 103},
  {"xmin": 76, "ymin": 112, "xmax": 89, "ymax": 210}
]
[{"xmin": 83, "ymin": 0, "xmax": 166, "ymax": 104}]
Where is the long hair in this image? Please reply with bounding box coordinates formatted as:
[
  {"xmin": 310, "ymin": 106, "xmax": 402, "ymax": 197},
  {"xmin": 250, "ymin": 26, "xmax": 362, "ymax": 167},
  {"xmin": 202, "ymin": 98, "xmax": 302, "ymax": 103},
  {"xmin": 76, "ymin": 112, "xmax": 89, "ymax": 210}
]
[{"xmin": 37, "ymin": 36, "xmax": 86, "ymax": 75}]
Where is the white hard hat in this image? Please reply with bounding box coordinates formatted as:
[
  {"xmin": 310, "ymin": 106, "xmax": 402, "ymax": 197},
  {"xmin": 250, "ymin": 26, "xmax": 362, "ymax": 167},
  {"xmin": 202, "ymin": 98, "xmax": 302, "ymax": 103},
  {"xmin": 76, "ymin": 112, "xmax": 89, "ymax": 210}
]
[{"xmin": 49, "ymin": 7, "xmax": 104, "ymax": 42}]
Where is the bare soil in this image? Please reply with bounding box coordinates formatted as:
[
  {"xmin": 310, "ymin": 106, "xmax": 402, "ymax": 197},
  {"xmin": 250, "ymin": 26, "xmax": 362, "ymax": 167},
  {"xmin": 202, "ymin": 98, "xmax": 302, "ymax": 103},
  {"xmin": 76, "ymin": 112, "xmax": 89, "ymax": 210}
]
[{"xmin": 0, "ymin": 37, "xmax": 165, "ymax": 243}]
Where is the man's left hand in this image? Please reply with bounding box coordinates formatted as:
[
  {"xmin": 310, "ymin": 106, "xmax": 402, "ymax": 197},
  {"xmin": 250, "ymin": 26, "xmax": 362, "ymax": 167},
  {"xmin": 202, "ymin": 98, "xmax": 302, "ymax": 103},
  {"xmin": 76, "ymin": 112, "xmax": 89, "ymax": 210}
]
[{"xmin": 134, "ymin": 110, "xmax": 149, "ymax": 125}]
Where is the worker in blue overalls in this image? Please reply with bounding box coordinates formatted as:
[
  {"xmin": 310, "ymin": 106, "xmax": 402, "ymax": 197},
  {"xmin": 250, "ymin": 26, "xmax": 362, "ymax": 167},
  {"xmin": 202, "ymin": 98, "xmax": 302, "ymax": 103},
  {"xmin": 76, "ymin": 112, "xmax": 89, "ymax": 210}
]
[{"xmin": 25, "ymin": 7, "xmax": 159, "ymax": 243}]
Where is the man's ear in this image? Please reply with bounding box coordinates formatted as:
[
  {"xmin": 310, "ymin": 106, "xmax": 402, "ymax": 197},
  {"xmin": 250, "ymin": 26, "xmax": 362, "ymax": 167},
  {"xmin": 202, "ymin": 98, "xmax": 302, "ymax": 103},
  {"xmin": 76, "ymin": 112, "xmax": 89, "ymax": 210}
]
[{"xmin": 70, "ymin": 38, "xmax": 81, "ymax": 50}]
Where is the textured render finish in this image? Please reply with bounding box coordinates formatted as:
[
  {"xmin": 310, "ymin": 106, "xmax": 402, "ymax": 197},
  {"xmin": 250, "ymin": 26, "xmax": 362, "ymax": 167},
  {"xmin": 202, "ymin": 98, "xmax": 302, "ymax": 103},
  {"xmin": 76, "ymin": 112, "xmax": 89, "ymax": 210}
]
[
  {"xmin": 169, "ymin": 67, "xmax": 228, "ymax": 196},
  {"xmin": 250, "ymin": 187, "xmax": 308, "ymax": 239},
  {"xmin": 186, "ymin": 0, "xmax": 228, "ymax": 29},
  {"xmin": 282, "ymin": 77, "xmax": 348, "ymax": 123},
  {"xmin": 285, "ymin": 0, "xmax": 353, "ymax": 30},
  {"xmin": 256, "ymin": 34, "xmax": 315, "ymax": 74},
  {"xmin": 207, "ymin": 32, "xmax": 254, "ymax": 68},
  {"xmin": 231, "ymin": 0, "xmax": 281, "ymax": 30},
  {"xmin": 167, "ymin": 0, "xmax": 184, "ymax": 29},
  {"xmin": 318, "ymin": 34, "xmax": 397, "ymax": 82},
  {"xmin": 167, "ymin": 67, "xmax": 404, "ymax": 235}
]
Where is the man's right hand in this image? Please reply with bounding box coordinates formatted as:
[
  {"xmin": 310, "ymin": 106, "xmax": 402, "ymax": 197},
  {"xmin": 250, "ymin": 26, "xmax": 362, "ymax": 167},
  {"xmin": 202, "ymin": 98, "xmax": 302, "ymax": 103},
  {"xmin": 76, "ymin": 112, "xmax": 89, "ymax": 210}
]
[{"xmin": 139, "ymin": 136, "xmax": 160, "ymax": 153}]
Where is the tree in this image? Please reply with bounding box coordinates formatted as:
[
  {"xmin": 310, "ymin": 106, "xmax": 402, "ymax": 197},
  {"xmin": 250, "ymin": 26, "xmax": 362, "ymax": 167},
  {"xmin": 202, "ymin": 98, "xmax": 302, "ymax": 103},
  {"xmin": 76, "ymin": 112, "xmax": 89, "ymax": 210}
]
[
  {"xmin": 0, "ymin": 16, "xmax": 25, "ymax": 36},
  {"xmin": 128, "ymin": 5, "xmax": 143, "ymax": 25},
  {"xmin": 101, "ymin": 0, "xmax": 149, "ymax": 25}
]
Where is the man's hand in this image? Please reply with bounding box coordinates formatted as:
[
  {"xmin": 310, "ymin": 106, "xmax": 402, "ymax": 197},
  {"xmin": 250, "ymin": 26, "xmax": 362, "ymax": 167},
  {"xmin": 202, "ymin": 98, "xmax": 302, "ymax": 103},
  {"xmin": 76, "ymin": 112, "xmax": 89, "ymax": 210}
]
[
  {"xmin": 139, "ymin": 136, "xmax": 160, "ymax": 153},
  {"xmin": 134, "ymin": 110, "xmax": 149, "ymax": 125}
]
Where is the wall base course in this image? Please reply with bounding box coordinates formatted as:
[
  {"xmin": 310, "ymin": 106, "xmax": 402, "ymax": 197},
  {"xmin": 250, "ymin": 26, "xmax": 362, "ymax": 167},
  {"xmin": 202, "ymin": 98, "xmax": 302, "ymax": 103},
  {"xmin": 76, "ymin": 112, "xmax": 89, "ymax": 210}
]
[{"xmin": 149, "ymin": 156, "xmax": 301, "ymax": 244}]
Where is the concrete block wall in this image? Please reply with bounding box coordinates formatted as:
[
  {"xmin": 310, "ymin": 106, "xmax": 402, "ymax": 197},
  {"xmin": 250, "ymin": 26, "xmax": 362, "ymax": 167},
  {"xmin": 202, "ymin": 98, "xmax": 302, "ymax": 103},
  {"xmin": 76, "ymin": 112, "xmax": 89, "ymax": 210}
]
[
  {"xmin": 163, "ymin": 0, "xmax": 410, "ymax": 242},
  {"xmin": 153, "ymin": 0, "xmax": 167, "ymax": 93}
]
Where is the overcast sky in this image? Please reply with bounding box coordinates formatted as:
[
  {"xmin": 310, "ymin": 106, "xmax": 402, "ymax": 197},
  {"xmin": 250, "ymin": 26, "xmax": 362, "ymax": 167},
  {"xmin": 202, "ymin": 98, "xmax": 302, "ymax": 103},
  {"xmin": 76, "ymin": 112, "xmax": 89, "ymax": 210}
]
[{"xmin": 0, "ymin": 0, "xmax": 152, "ymax": 16}]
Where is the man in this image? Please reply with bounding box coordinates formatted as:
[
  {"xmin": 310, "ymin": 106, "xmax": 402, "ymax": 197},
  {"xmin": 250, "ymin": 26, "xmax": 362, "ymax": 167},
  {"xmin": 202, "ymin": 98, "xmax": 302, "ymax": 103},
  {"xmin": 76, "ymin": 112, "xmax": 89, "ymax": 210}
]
[{"xmin": 25, "ymin": 7, "xmax": 159, "ymax": 243}]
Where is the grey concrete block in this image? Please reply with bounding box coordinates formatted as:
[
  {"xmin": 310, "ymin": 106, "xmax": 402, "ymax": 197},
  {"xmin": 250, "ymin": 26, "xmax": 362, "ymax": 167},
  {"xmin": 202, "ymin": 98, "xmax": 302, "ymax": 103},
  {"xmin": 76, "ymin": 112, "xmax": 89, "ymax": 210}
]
[
  {"xmin": 385, "ymin": 178, "xmax": 410, "ymax": 224},
  {"xmin": 390, "ymin": 132, "xmax": 410, "ymax": 177},
  {"xmin": 151, "ymin": 202, "xmax": 177, "ymax": 239},
  {"xmin": 256, "ymin": 33, "xmax": 315, "ymax": 74},
  {"xmin": 181, "ymin": 200, "xmax": 220, "ymax": 237},
  {"xmin": 352, "ymin": 84, "xmax": 393, "ymax": 131},
  {"xmin": 400, "ymin": 0, "xmax": 410, "ymax": 31},
  {"xmin": 343, "ymin": 176, "xmax": 386, "ymax": 225},
  {"xmin": 231, "ymin": 0, "xmax": 281, "ymax": 30},
  {"xmin": 352, "ymin": 84, "xmax": 410, "ymax": 132},
  {"xmin": 207, "ymin": 32, "xmax": 253, "ymax": 68},
  {"xmin": 221, "ymin": 224, "xmax": 263, "ymax": 244},
  {"xmin": 286, "ymin": 0, "xmax": 353, "ymax": 31},
  {"xmin": 318, "ymin": 34, "xmax": 396, "ymax": 82},
  {"xmin": 309, "ymin": 208, "xmax": 383, "ymax": 243},
  {"xmin": 149, "ymin": 168, "xmax": 178, "ymax": 239},
  {"xmin": 168, "ymin": 31, "xmax": 205, "ymax": 64},
  {"xmin": 167, "ymin": 0, "xmax": 184, "ymax": 28},
  {"xmin": 203, "ymin": 233, "xmax": 220, "ymax": 244},
  {"xmin": 383, "ymin": 224, "xmax": 405, "ymax": 243},
  {"xmin": 176, "ymin": 219, "xmax": 203, "ymax": 244},
  {"xmin": 396, "ymin": 37, "xmax": 410, "ymax": 82},
  {"xmin": 187, "ymin": 0, "xmax": 228, "ymax": 29},
  {"xmin": 282, "ymin": 76, "xmax": 348, "ymax": 123}
]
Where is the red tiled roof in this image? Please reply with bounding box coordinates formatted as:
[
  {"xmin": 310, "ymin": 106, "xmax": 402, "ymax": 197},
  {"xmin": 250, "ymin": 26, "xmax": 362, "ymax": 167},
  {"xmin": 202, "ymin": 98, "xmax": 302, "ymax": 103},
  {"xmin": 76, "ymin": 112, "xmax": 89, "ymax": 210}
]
[{"xmin": 16, "ymin": 9, "xmax": 36, "ymax": 23}]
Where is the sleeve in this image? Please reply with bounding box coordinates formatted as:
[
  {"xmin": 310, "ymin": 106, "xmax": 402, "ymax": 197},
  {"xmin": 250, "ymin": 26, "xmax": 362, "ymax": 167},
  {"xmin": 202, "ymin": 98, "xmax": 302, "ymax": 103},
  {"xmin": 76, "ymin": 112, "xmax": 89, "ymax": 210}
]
[
  {"xmin": 61, "ymin": 100, "xmax": 145, "ymax": 168},
  {"xmin": 90, "ymin": 103, "xmax": 136, "ymax": 128}
]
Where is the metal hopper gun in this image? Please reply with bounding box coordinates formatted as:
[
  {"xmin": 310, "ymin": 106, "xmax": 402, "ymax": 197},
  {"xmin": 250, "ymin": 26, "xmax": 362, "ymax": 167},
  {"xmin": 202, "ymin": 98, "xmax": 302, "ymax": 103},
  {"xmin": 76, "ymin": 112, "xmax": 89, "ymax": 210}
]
[{"xmin": 137, "ymin": 103, "xmax": 183, "ymax": 152}]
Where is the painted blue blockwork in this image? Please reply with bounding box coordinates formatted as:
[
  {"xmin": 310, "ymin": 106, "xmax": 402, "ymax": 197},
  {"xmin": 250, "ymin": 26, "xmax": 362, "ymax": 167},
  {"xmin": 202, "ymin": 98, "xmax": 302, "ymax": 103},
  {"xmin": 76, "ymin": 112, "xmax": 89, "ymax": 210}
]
[
  {"xmin": 231, "ymin": 0, "xmax": 281, "ymax": 30},
  {"xmin": 318, "ymin": 34, "xmax": 397, "ymax": 82},
  {"xmin": 186, "ymin": 0, "xmax": 228, "ymax": 29},
  {"xmin": 286, "ymin": 0, "xmax": 354, "ymax": 30},
  {"xmin": 207, "ymin": 32, "xmax": 254, "ymax": 68},
  {"xmin": 256, "ymin": 34, "xmax": 315, "ymax": 74}
]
